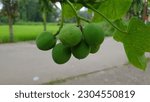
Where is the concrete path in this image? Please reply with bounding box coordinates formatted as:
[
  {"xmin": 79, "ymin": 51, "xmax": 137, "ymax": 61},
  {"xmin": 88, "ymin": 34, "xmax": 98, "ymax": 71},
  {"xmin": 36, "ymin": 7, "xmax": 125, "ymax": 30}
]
[
  {"xmin": 59, "ymin": 63, "xmax": 150, "ymax": 85},
  {"xmin": 0, "ymin": 37, "xmax": 149, "ymax": 85}
]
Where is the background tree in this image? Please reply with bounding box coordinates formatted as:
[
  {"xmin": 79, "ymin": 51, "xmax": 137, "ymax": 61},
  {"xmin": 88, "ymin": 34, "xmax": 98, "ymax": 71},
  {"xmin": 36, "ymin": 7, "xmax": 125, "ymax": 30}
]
[
  {"xmin": 128, "ymin": 0, "xmax": 143, "ymax": 18},
  {"xmin": 18, "ymin": 0, "xmax": 42, "ymax": 22},
  {"xmin": 1, "ymin": 0, "xmax": 59, "ymax": 24},
  {"xmin": 142, "ymin": 0, "xmax": 149, "ymax": 22},
  {"xmin": 18, "ymin": 0, "xmax": 28, "ymax": 21},
  {"xmin": 1, "ymin": 0, "xmax": 18, "ymax": 42}
]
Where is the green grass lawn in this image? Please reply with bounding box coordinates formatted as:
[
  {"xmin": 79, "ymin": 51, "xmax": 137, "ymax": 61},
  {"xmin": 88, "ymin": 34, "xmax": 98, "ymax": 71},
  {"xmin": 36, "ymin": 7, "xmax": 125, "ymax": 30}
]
[
  {"xmin": 0, "ymin": 23, "xmax": 59, "ymax": 43},
  {"xmin": 0, "ymin": 22, "xmax": 114, "ymax": 43}
]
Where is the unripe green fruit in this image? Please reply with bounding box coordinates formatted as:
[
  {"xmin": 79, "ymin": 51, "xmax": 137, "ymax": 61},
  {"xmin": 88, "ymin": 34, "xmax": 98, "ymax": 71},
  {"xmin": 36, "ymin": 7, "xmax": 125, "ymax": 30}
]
[
  {"xmin": 72, "ymin": 40, "xmax": 91, "ymax": 59},
  {"xmin": 83, "ymin": 23, "xmax": 104, "ymax": 46},
  {"xmin": 36, "ymin": 31, "xmax": 56, "ymax": 51},
  {"xmin": 59, "ymin": 25, "xmax": 82, "ymax": 47},
  {"xmin": 90, "ymin": 44, "xmax": 100, "ymax": 54},
  {"xmin": 52, "ymin": 43, "xmax": 71, "ymax": 64}
]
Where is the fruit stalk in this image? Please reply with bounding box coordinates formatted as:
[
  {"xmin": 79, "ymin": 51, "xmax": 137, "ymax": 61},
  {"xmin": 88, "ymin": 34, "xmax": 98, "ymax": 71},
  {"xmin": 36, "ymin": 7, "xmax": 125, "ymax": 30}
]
[
  {"xmin": 66, "ymin": 0, "xmax": 81, "ymax": 26},
  {"xmin": 55, "ymin": 3, "xmax": 65, "ymax": 36},
  {"xmin": 66, "ymin": 0, "xmax": 91, "ymax": 26},
  {"xmin": 79, "ymin": 16, "xmax": 91, "ymax": 23}
]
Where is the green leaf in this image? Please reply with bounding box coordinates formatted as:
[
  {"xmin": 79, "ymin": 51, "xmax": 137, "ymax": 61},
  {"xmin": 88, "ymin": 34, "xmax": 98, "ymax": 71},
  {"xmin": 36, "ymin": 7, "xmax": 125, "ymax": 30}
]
[
  {"xmin": 114, "ymin": 18, "xmax": 150, "ymax": 70},
  {"xmin": 126, "ymin": 18, "xmax": 150, "ymax": 53},
  {"xmin": 63, "ymin": 3, "xmax": 75, "ymax": 19},
  {"xmin": 124, "ymin": 42, "xmax": 147, "ymax": 70},
  {"xmin": 113, "ymin": 19, "xmax": 127, "ymax": 42},
  {"xmin": 93, "ymin": 0, "xmax": 132, "ymax": 22},
  {"xmin": 63, "ymin": 3, "xmax": 82, "ymax": 19}
]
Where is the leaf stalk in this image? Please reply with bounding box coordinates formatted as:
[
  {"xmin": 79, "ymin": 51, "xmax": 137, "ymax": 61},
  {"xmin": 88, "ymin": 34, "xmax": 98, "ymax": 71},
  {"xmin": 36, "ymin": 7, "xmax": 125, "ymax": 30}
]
[{"xmin": 84, "ymin": 4, "xmax": 127, "ymax": 34}]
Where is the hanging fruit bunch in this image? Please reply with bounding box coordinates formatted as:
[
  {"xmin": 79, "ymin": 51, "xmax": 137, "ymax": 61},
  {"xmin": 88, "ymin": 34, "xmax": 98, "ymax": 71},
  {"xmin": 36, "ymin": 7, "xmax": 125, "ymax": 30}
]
[{"xmin": 36, "ymin": 0, "xmax": 150, "ymax": 71}]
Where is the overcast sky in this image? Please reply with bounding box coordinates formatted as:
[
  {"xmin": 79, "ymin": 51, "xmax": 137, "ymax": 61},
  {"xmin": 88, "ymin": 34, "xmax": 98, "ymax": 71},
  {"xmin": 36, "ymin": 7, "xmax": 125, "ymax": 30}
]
[{"xmin": 0, "ymin": 2, "xmax": 2, "ymax": 10}]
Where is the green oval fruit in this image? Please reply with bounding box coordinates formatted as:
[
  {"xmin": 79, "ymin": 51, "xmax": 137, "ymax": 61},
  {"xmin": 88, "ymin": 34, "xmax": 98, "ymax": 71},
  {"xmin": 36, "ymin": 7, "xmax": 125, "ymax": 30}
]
[
  {"xmin": 52, "ymin": 43, "xmax": 71, "ymax": 64},
  {"xmin": 72, "ymin": 41, "xmax": 91, "ymax": 59},
  {"xmin": 83, "ymin": 23, "xmax": 104, "ymax": 46},
  {"xmin": 90, "ymin": 44, "xmax": 100, "ymax": 54},
  {"xmin": 59, "ymin": 25, "xmax": 82, "ymax": 47},
  {"xmin": 36, "ymin": 31, "xmax": 56, "ymax": 51}
]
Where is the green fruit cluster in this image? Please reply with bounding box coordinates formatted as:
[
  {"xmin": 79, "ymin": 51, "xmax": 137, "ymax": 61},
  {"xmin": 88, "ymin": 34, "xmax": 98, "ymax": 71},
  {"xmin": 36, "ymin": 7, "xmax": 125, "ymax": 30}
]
[{"xmin": 36, "ymin": 23, "xmax": 104, "ymax": 64}]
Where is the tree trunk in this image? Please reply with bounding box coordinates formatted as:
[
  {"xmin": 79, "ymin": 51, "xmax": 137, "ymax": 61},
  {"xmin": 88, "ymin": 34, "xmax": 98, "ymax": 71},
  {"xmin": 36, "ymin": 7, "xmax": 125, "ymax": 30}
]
[
  {"xmin": 42, "ymin": 12, "xmax": 47, "ymax": 31},
  {"xmin": 8, "ymin": 16, "xmax": 14, "ymax": 42},
  {"xmin": 142, "ymin": 0, "xmax": 148, "ymax": 23}
]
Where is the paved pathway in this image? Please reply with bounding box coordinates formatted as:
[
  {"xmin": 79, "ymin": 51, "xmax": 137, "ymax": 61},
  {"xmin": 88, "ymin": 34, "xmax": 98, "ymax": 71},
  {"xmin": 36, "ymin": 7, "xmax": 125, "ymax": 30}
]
[{"xmin": 0, "ymin": 37, "xmax": 149, "ymax": 85}]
